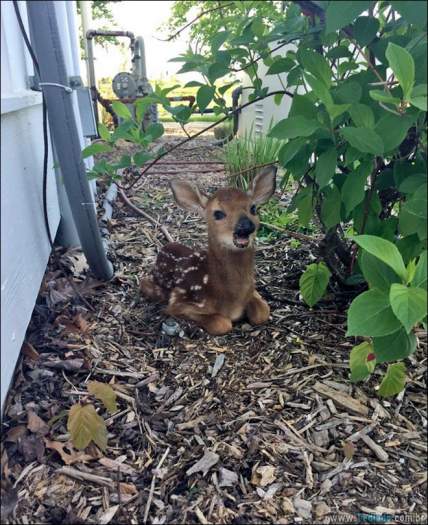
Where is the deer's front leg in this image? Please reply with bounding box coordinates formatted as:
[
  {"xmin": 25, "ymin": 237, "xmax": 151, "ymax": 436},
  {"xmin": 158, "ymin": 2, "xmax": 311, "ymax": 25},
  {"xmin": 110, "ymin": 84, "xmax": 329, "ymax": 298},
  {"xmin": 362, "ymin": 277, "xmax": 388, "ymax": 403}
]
[
  {"xmin": 166, "ymin": 299, "xmax": 232, "ymax": 335},
  {"xmin": 246, "ymin": 291, "xmax": 270, "ymax": 325}
]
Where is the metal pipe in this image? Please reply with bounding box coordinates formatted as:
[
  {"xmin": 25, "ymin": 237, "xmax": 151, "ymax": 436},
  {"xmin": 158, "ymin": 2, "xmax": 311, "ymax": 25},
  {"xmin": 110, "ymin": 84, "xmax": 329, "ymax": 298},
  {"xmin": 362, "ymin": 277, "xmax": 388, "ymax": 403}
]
[
  {"xmin": 133, "ymin": 36, "xmax": 147, "ymax": 79},
  {"xmin": 27, "ymin": 0, "xmax": 114, "ymax": 280}
]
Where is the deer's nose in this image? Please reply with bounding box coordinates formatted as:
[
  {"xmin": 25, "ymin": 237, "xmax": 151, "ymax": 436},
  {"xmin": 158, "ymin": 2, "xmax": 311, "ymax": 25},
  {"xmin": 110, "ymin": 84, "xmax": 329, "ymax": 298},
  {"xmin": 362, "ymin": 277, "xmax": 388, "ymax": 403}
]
[{"xmin": 235, "ymin": 215, "xmax": 255, "ymax": 236}]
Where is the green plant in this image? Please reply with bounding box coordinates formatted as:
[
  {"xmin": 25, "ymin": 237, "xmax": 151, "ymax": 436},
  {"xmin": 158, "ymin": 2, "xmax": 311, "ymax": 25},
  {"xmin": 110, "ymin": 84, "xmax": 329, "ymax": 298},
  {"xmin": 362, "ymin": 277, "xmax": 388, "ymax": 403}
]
[
  {"xmin": 257, "ymin": 198, "xmax": 301, "ymax": 240},
  {"xmin": 223, "ymin": 127, "xmax": 282, "ymax": 189},
  {"xmin": 213, "ymin": 120, "xmax": 233, "ymax": 139}
]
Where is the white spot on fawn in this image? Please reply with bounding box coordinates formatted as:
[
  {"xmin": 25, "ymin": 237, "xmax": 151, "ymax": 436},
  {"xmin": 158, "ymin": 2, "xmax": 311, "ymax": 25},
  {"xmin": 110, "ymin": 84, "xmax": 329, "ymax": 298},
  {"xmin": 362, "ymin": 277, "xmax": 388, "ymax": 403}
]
[{"xmin": 203, "ymin": 274, "xmax": 209, "ymax": 284}]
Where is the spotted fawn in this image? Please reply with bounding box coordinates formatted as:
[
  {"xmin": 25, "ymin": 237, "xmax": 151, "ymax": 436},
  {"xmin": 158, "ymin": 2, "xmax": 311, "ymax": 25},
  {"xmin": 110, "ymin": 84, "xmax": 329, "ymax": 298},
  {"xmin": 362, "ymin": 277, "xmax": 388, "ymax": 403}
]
[{"xmin": 140, "ymin": 166, "xmax": 277, "ymax": 335}]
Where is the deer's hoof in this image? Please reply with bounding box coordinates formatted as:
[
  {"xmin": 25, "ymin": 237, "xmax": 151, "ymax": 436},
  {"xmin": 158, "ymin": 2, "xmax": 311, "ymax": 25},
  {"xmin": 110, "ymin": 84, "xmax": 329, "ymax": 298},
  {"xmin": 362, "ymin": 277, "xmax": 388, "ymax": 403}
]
[{"xmin": 247, "ymin": 298, "xmax": 270, "ymax": 325}]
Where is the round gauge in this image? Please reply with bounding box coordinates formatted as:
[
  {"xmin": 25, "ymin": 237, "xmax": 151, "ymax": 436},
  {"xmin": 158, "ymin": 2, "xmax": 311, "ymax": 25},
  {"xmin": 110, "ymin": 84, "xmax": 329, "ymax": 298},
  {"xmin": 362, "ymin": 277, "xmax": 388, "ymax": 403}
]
[{"xmin": 112, "ymin": 72, "xmax": 137, "ymax": 98}]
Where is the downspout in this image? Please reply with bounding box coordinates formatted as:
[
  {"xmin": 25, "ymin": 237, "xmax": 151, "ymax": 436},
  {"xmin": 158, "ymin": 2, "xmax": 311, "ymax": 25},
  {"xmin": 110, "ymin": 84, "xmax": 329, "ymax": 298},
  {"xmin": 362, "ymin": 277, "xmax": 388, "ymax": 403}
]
[{"xmin": 27, "ymin": 0, "xmax": 114, "ymax": 280}]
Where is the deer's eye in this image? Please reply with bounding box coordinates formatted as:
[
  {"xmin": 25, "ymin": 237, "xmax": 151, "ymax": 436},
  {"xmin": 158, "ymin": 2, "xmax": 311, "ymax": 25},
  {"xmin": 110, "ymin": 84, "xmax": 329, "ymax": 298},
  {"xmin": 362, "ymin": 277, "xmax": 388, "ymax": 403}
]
[
  {"xmin": 213, "ymin": 210, "xmax": 226, "ymax": 220},
  {"xmin": 250, "ymin": 204, "xmax": 257, "ymax": 215}
]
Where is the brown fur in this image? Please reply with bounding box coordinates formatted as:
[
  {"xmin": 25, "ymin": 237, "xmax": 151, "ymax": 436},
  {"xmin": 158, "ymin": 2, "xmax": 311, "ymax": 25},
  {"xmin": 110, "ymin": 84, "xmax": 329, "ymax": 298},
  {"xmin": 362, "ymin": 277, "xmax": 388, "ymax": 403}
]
[{"xmin": 140, "ymin": 167, "xmax": 277, "ymax": 335}]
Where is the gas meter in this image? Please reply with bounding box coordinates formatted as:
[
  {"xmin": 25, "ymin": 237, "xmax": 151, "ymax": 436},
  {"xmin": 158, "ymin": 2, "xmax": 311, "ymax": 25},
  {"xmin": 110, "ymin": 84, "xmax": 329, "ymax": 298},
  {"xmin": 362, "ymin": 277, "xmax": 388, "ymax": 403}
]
[{"xmin": 112, "ymin": 72, "xmax": 138, "ymax": 99}]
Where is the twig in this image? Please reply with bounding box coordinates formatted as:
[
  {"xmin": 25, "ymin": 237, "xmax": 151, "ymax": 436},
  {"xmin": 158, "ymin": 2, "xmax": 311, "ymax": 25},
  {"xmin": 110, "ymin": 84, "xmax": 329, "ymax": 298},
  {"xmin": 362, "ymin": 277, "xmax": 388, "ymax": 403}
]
[
  {"xmin": 157, "ymin": 2, "xmax": 234, "ymax": 41},
  {"xmin": 118, "ymin": 187, "xmax": 174, "ymax": 243}
]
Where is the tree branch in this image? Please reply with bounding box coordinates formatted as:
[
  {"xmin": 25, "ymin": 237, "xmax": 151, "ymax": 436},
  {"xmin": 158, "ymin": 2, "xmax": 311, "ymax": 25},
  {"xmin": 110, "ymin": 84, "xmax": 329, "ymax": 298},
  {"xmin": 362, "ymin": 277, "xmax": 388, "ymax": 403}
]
[{"xmin": 157, "ymin": 2, "xmax": 235, "ymax": 42}]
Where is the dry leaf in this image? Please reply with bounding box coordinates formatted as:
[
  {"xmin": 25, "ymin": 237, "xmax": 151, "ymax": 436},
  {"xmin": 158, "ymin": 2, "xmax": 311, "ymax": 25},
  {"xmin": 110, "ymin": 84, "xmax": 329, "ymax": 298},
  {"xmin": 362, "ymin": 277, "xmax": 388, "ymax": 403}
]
[
  {"xmin": 44, "ymin": 439, "xmax": 95, "ymax": 465},
  {"xmin": 343, "ymin": 441, "xmax": 356, "ymax": 459},
  {"xmin": 21, "ymin": 342, "xmax": 40, "ymax": 360},
  {"xmin": 87, "ymin": 381, "xmax": 118, "ymax": 413},
  {"xmin": 73, "ymin": 313, "xmax": 90, "ymax": 333},
  {"xmin": 186, "ymin": 450, "xmax": 219, "ymax": 476},
  {"xmin": 219, "ymin": 467, "xmax": 238, "ymax": 487},
  {"xmin": 67, "ymin": 403, "xmax": 107, "ymax": 450},
  {"xmin": 98, "ymin": 505, "xmax": 119, "ymax": 525},
  {"xmin": 251, "ymin": 465, "xmax": 276, "ymax": 487},
  {"xmin": 5, "ymin": 425, "xmax": 27, "ymax": 443},
  {"xmin": 1, "ymin": 479, "xmax": 18, "ymax": 520},
  {"xmin": 27, "ymin": 410, "xmax": 49, "ymax": 436}
]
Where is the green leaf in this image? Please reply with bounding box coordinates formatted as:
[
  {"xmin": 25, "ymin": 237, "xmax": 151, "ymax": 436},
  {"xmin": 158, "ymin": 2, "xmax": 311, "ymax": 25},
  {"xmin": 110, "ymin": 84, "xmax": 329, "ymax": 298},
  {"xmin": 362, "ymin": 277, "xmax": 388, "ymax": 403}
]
[
  {"xmin": 373, "ymin": 329, "xmax": 417, "ymax": 363},
  {"xmin": 354, "ymin": 16, "xmax": 379, "ymax": 46},
  {"xmin": 325, "ymin": 1, "xmax": 371, "ymax": 34},
  {"xmin": 321, "ymin": 184, "xmax": 341, "ymax": 229},
  {"xmin": 299, "ymin": 262, "xmax": 331, "ymax": 307},
  {"xmin": 304, "ymin": 73, "xmax": 333, "ymax": 106},
  {"xmin": 374, "ymin": 114, "xmax": 413, "ymax": 153},
  {"xmin": 378, "ymin": 363, "xmax": 407, "ymax": 398},
  {"xmin": 349, "ymin": 104, "xmax": 375, "ymax": 129},
  {"xmin": 410, "ymin": 96, "xmax": 427, "ymax": 111},
  {"xmin": 386, "ymin": 43, "xmax": 415, "ymax": 100},
  {"xmin": 133, "ymin": 151, "xmax": 152, "ymax": 167},
  {"xmin": 334, "ymin": 80, "xmax": 362, "ymax": 103},
  {"xmin": 295, "ymin": 185, "xmax": 313, "ymax": 227},
  {"xmin": 278, "ymin": 138, "xmax": 307, "ymax": 167},
  {"xmin": 267, "ymin": 57, "xmax": 295, "ymax": 75},
  {"xmin": 352, "ymin": 234, "xmax": 407, "ymax": 280},
  {"xmin": 327, "ymin": 103, "xmax": 351, "ymax": 120},
  {"xmin": 315, "ymin": 147, "xmax": 337, "ymax": 189},
  {"xmin": 346, "ymin": 289, "xmax": 401, "ymax": 337},
  {"xmin": 341, "ymin": 160, "xmax": 371, "ymax": 215},
  {"xmin": 145, "ymin": 122, "xmax": 164, "ymax": 140},
  {"xmin": 211, "ymin": 31, "xmax": 229, "ymax": 52},
  {"xmin": 398, "ymin": 174, "xmax": 427, "ymax": 194},
  {"xmin": 97, "ymin": 123, "xmax": 111, "ymax": 142},
  {"xmin": 208, "ymin": 62, "xmax": 229, "ymax": 83},
  {"xmin": 82, "ymin": 142, "xmax": 112, "ymax": 159},
  {"xmin": 360, "ymin": 251, "xmax": 401, "ymax": 292},
  {"xmin": 251, "ymin": 17, "xmax": 265, "ymax": 37},
  {"xmin": 298, "ymin": 48, "xmax": 332, "ymax": 87},
  {"xmin": 369, "ymin": 90, "xmax": 401, "ymax": 105},
  {"xmin": 135, "ymin": 97, "xmax": 157, "ymax": 122},
  {"xmin": 87, "ymin": 381, "xmax": 118, "ymax": 413},
  {"xmin": 112, "ymin": 101, "xmax": 132, "ymax": 120},
  {"xmin": 399, "ymin": 184, "xmax": 428, "ymax": 240},
  {"xmin": 68, "ymin": 404, "xmax": 107, "ymax": 450},
  {"xmin": 392, "ymin": 1, "xmax": 427, "ymax": 29},
  {"xmin": 197, "ymin": 85, "xmax": 215, "ymax": 112},
  {"xmin": 412, "ymin": 251, "xmax": 427, "ymax": 290},
  {"xmin": 389, "ymin": 283, "xmax": 427, "ymax": 333},
  {"xmin": 288, "ymin": 94, "xmax": 318, "ymax": 120},
  {"xmin": 350, "ymin": 341, "xmax": 376, "ymax": 382},
  {"xmin": 327, "ymin": 46, "xmax": 352, "ymax": 59},
  {"xmin": 269, "ymin": 116, "xmax": 319, "ymax": 140},
  {"xmin": 340, "ymin": 127, "xmax": 384, "ymax": 155}
]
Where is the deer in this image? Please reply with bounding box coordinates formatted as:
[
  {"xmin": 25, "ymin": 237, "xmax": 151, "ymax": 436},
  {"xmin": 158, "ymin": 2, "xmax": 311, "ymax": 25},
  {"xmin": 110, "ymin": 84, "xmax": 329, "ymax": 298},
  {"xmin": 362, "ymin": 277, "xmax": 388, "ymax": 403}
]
[{"xmin": 140, "ymin": 166, "xmax": 277, "ymax": 335}]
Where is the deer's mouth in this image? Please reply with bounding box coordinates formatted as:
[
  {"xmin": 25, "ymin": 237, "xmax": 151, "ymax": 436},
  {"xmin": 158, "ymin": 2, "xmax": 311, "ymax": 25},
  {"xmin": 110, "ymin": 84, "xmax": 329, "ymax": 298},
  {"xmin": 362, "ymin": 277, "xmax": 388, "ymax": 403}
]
[{"xmin": 233, "ymin": 233, "xmax": 251, "ymax": 248}]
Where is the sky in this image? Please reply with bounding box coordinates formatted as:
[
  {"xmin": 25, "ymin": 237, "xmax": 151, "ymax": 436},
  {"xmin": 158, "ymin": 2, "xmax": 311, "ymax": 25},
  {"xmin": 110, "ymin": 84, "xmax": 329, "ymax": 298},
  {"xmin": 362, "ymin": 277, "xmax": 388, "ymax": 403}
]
[{"xmin": 83, "ymin": 1, "xmax": 194, "ymax": 82}]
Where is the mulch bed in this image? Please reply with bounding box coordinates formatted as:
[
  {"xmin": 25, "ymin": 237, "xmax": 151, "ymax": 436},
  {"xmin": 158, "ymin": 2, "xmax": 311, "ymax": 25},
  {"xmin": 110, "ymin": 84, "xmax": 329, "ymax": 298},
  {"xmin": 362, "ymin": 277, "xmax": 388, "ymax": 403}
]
[{"xmin": 1, "ymin": 128, "xmax": 427, "ymax": 525}]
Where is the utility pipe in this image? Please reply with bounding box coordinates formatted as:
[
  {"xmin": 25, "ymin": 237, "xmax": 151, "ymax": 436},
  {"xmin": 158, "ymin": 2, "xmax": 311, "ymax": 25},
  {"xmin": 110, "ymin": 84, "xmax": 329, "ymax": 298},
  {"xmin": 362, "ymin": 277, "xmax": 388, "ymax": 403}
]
[{"xmin": 27, "ymin": 0, "xmax": 114, "ymax": 280}]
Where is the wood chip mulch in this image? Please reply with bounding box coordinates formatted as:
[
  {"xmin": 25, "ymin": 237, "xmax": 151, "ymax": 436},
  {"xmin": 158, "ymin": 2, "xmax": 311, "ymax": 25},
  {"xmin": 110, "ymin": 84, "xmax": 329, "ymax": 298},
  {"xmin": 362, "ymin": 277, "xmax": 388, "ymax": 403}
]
[{"xmin": 1, "ymin": 128, "xmax": 427, "ymax": 525}]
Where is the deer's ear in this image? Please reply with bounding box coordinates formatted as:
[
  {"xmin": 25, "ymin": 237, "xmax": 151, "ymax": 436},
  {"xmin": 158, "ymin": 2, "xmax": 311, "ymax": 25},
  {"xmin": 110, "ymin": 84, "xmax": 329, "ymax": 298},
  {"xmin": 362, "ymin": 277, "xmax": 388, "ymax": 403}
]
[
  {"xmin": 170, "ymin": 180, "xmax": 208, "ymax": 215},
  {"xmin": 249, "ymin": 166, "xmax": 277, "ymax": 205}
]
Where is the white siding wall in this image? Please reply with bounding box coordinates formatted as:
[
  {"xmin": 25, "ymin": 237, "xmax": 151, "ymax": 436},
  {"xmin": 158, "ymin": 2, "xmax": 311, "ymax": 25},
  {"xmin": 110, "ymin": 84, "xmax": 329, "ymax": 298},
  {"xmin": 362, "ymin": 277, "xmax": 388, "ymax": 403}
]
[
  {"xmin": 238, "ymin": 43, "xmax": 298, "ymax": 137},
  {"xmin": 0, "ymin": 1, "xmax": 91, "ymax": 408}
]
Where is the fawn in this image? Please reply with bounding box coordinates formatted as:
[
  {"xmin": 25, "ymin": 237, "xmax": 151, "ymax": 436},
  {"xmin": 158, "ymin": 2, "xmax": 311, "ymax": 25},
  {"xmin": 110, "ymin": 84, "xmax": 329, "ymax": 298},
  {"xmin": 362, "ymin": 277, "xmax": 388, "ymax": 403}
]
[{"xmin": 140, "ymin": 166, "xmax": 277, "ymax": 335}]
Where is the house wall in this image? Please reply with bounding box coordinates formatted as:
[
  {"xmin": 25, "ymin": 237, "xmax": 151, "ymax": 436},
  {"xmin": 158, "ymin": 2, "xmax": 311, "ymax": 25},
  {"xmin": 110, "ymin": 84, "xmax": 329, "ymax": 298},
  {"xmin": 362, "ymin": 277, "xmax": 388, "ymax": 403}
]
[
  {"xmin": 238, "ymin": 43, "xmax": 298, "ymax": 137},
  {"xmin": 0, "ymin": 1, "xmax": 92, "ymax": 409}
]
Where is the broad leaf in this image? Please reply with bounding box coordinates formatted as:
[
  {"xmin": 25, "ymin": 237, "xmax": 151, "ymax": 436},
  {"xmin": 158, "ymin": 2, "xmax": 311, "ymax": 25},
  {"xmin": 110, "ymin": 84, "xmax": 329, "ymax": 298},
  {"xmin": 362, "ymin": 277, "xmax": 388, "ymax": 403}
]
[
  {"xmin": 412, "ymin": 251, "xmax": 427, "ymax": 290},
  {"xmin": 112, "ymin": 101, "xmax": 132, "ymax": 120},
  {"xmin": 211, "ymin": 31, "xmax": 229, "ymax": 52},
  {"xmin": 378, "ymin": 363, "xmax": 407, "ymax": 398},
  {"xmin": 392, "ymin": 1, "xmax": 427, "ymax": 29},
  {"xmin": 97, "ymin": 123, "xmax": 111, "ymax": 142},
  {"xmin": 294, "ymin": 185, "xmax": 313, "ymax": 227},
  {"xmin": 373, "ymin": 329, "xmax": 417, "ymax": 363},
  {"xmin": 352, "ymin": 235, "xmax": 407, "ymax": 281},
  {"xmin": 304, "ymin": 73, "xmax": 333, "ymax": 106},
  {"xmin": 315, "ymin": 148, "xmax": 337, "ymax": 189},
  {"xmin": 354, "ymin": 16, "xmax": 379, "ymax": 46},
  {"xmin": 346, "ymin": 289, "xmax": 401, "ymax": 337},
  {"xmin": 133, "ymin": 152, "xmax": 152, "ymax": 167},
  {"xmin": 399, "ymin": 174, "xmax": 427, "ymax": 194},
  {"xmin": 374, "ymin": 114, "xmax": 413, "ymax": 153},
  {"xmin": 360, "ymin": 251, "xmax": 401, "ymax": 292},
  {"xmin": 350, "ymin": 341, "xmax": 376, "ymax": 382},
  {"xmin": 340, "ymin": 127, "xmax": 384, "ymax": 155},
  {"xmin": 82, "ymin": 143, "xmax": 113, "ymax": 159},
  {"xmin": 298, "ymin": 48, "xmax": 331, "ymax": 87},
  {"xmin": 341, "ymin": 160, "xmax": 371, "ymax": 215},
  {"xmin": 389, "ymin": 283, "xmax": 427, "ymax": 333},
  {"xmin": 145, "ymin": 123, "xmax": 164, "ymax": 140},
  {"xmin": 349, "ymin": 104, "xmax": 375, "ymax": 129},
  {"xmin": 278, "ymin": 138, "xmax": 307, "ymax": 167},
  {"xmin": 385, "ymin": 43, "xmax": 415, "ymax": 100},
  {"xmin": 321, "ymin": 184, "xmax": 341, "ymax": 229},
  {"xmin": 267, "ymin": 57, "xmax": 295, "ymax": 75},
  {"xmin": 325, "ymin": 1, "xmax": 371, "ymax": 34},
  {"xmin": 299, "ymin": 262, "xmax": 331, "ymax": 307},
  {"xmin": 87, "ymin": 381, "xmax": 118, "ymax": 413},
  {"xmin": 197, "ymin": 85, "xmax": 215, "ymax": 112},
  {"xmin": 369, "ymin": 90, "xmax": 401, "ymax": 105},
  {"xmin": 67, "ymin": 404, "xmax": 107, "ymax": 450},
  {"xmin": 268, "ymin": 116, "xmax": 319, "ymax": 140},
  {"xmin": 208, "ymin": 62, "xmax": 229, "ymax": 83}
]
